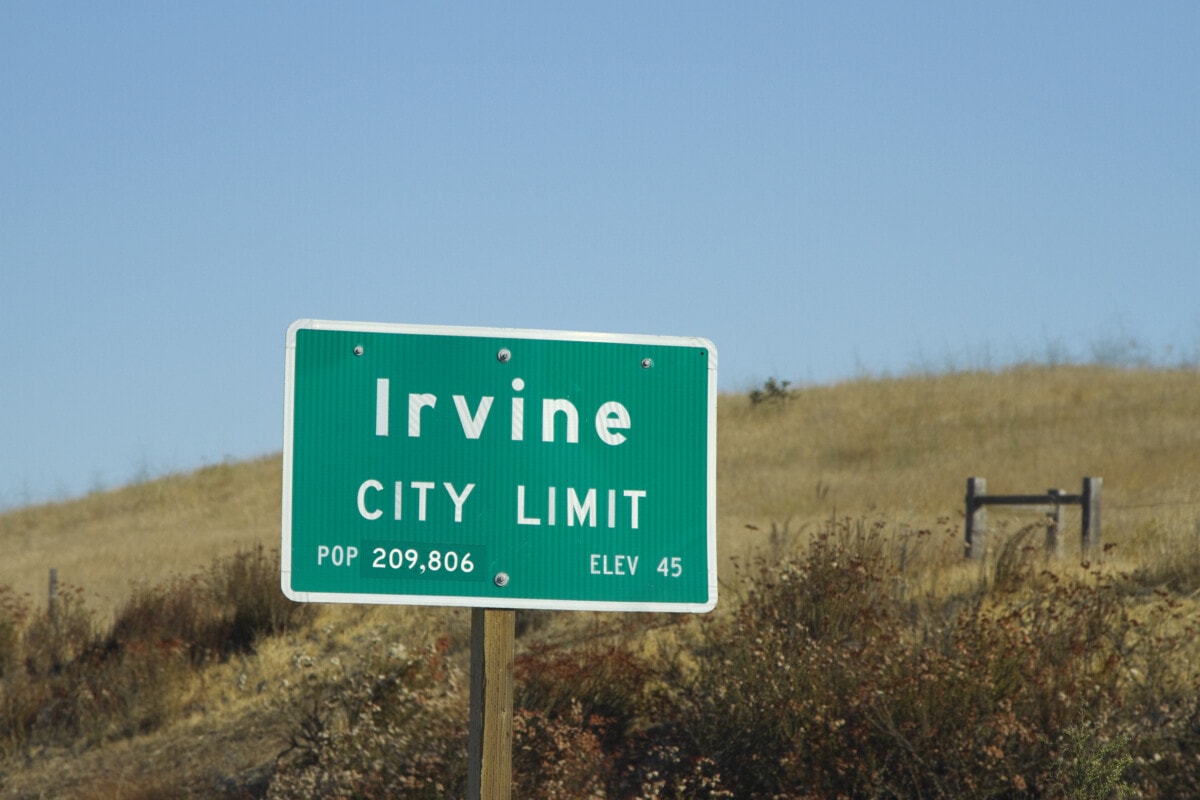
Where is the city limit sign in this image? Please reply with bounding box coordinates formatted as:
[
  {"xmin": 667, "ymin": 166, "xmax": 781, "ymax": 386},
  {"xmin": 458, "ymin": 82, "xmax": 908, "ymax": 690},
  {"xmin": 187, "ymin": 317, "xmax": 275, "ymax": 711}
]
[{"xmin": 282, "ymin": 320, "xmax": 717, "ymax": 613}]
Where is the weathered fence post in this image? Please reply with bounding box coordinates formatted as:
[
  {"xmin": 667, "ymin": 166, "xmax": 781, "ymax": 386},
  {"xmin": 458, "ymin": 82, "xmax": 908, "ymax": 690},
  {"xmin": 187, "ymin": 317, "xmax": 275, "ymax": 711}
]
[
  {"xmin": 48, "ymin": 568, "xmax": 58, "ymax": 621},
  {"xmin": 965, "ymin": 477, "xmax": 986, "ymax": 559},
  {"xmin": 1046, "ymin": 489, "xmax": 1063, "ymax": 559},
  {"xmin": 964, "ymin": 477, "xmax": 1102, "ymax": 560},
  {"xmin": 1082, "ymin": 477, "xmax": 1102, "ymax": 558}
]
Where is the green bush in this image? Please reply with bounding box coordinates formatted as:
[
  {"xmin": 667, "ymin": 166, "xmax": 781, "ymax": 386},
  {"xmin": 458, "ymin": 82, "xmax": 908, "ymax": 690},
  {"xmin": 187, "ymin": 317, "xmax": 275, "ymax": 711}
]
[
  {"xmin": 1048, "ymin": 723, "xmax": 1135, "ymax": 799},
  {"xmin": 748, "ymin": 376, "xmax": 795, "ymax": 405}
]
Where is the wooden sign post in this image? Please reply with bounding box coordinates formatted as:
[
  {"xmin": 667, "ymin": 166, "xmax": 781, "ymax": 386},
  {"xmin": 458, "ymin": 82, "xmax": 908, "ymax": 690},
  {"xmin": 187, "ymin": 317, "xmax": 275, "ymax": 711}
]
[{"xmin": 467, "ymin": 609, "xmax": 515, "ymax": 799}]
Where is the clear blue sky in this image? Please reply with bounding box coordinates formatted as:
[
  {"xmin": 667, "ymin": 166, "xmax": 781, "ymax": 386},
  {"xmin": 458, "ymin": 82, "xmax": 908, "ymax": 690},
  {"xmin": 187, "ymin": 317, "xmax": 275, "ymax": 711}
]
[{"xmin": 3, "ymin": 3, "xmax": 1197, "ymax": 508}]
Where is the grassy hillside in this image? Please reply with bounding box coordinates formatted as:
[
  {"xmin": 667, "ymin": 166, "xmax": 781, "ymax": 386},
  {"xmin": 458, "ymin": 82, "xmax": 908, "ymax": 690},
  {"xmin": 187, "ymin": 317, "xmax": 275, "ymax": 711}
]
[
  {"xmin": 0, "ymin": 456, "xmax": 282, "ymax": 619},
  {"xmin": 7, "ymin": 365, "xmax": 1198, "ymax": 612},
  {"xmin": 722, "ymin": 365, "xmax": 1200, "ymax": 520},
  {"xmin": 3, "ymin": 365, "xmax": 1200, "ymax": 798}
]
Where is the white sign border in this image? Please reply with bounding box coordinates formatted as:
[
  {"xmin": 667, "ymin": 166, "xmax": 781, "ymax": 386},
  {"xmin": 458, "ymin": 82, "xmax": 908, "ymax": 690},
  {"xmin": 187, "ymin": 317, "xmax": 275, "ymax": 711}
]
[{"xmin": 282, "ymin": 318, "xmax": 718, "ymax": 613}]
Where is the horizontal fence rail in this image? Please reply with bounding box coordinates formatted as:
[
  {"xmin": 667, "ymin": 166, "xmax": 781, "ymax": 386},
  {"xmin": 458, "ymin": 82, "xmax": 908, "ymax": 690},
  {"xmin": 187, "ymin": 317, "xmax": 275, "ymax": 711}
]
[{"xmin": 965, "ymin": 477, "xmax": 1102, "ymax": 560}]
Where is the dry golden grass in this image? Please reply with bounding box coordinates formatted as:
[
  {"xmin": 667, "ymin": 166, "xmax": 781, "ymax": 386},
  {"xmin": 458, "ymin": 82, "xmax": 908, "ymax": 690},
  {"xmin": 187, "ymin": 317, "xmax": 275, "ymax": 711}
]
[
  {"xmin": 720, "ymin": 365, "xmax": 1200, "ymax": 565},
  {"xmin": 0, "ymin": 456, "xmax": 280, "ymax": 620}
]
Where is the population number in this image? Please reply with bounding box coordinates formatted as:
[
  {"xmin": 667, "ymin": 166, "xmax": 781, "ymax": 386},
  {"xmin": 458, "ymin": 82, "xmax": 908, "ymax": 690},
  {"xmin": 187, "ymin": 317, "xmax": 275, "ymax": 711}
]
[{"xmin": 371, "ymin": 546, "xmax": 474, "ymax": 575}]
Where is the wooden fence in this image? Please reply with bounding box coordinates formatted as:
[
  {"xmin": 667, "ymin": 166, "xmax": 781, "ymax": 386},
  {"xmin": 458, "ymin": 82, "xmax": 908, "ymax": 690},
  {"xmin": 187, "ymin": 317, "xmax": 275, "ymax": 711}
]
[{"xmin": 965, "ymin": 477, "xmax": 1102, "ymax": 559}]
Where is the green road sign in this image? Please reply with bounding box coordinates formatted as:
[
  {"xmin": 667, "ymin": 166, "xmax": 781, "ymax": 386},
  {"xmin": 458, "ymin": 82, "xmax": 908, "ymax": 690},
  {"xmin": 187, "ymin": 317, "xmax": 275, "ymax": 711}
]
[{"xmin": 282, "ymin": 320, "xmax": 717, "ymax": 613}]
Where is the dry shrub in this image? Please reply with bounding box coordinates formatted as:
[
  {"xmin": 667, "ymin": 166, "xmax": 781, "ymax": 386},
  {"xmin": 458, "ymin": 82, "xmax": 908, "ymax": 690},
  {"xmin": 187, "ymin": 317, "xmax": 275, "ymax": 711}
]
[
  {"xmin": 207, "ymin": 543, "xmax": 317, "ymax": 646},
  {"xmin": 668, "ymin": 517, "xmax": 903, "ymax": 797},
  {"xmin": 111, "ymin": 544, "xmax": 315, "ymax": 664},
  {"xmin": 516, "ymin": 638, "xmax": 651, "ymax": 751},
  {"xmin": 109, "ymin": 575, "xmax": 218, "ymax": 663},
  {"xmin": 991, "ymin": 522, "xmax": 1047, "ymax": 594},
  {"xmin": 663, "ymin": 517, "xmax": 1200, "ymax": 798},
  {"xmin": 615, "ymin": 742, "xmax": 731, "ymax": 800},
  {"xmin": 6, "ymin": 514, "xmax": 1200, "ymax": 797},
  {"xmin": 267, "ymin": 626, "xmax": 731, "ymax": 799},
  {"xmin": 0, "ymin": 546, "xmax": 313, "ymax": 759},
  {"xmin": 0, "ymin": 588, "xmax": 21, "ymax": 680},
  {"xmin": 19, "ymin": 582, "xmax": 97, "ymax": 677},
  {"xmin": 513, "ymin": 701, "xmax": 608, "ymax": 799},
  {"xmin": 512, "ymin": 637, "xmax": 729, "ymax": 799},
  {"xmin": 0, "ymin": 583, "xmax": 193, "ymax": 755},
  {"xmin": 268, "ymin": 638, "xmax": 467, "ymax": 799}
]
